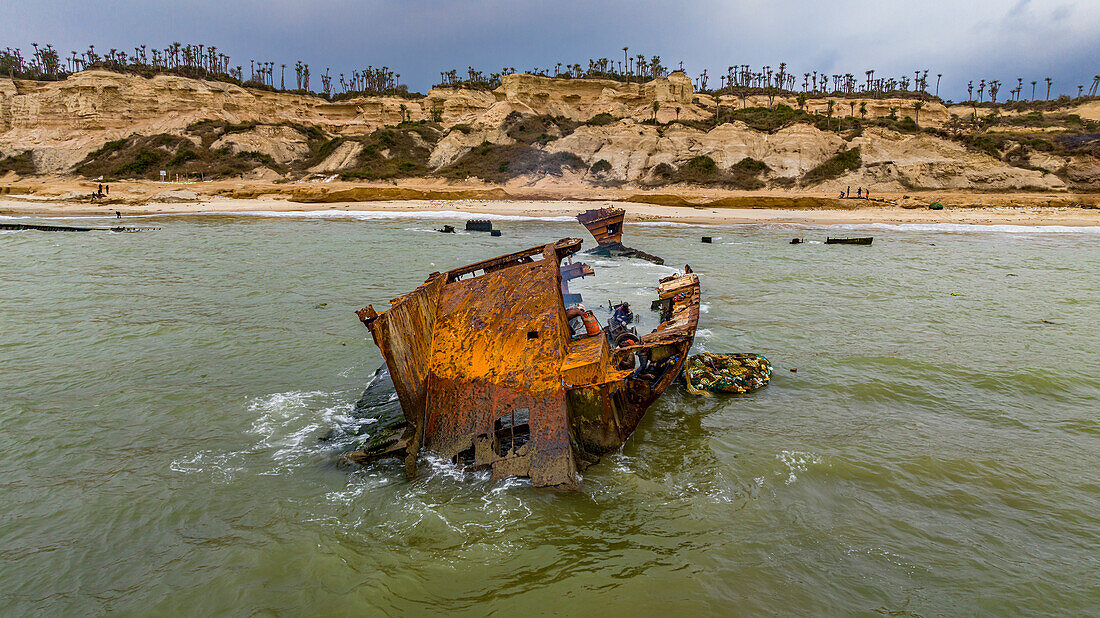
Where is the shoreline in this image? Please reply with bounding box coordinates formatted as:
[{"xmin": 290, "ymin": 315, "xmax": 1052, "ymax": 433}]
[
  {"xmin": 2, "ymin": 196, "xmax": 1100, "ymax": 227},
  {"xmin": 3, "ymin": 177, "xmax": 1100, "ymax": 226}
]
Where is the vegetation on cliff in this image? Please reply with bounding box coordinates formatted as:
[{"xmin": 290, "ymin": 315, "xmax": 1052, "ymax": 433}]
[{"xmin": 801, "ymin": 148, "xmax": 862, "ymax": 186}]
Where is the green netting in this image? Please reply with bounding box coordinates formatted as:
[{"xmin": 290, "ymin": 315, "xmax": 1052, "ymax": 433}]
[{"xmin": 683, "ymin": 352, "xmax": 772, "ymax": 396}]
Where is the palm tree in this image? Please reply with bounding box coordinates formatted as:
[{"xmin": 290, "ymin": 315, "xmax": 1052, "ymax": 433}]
[
  {"xmin": 622, "ymin": 47, "xmax": 628, "ymax": 79},
  {"xmin": 652, "ymin": 100, "xmax": 659, "ymax": 122},
  {"xmin": 935, "ymin": 73, "xmax": 942, "ymax": 98},
  {"xmin": 1044, "ymin": 77, "xmax": 1052, "ymax": 100},
  {"xmin": 859, "ymin": 101, "xmax": 867, "ymax": 120},
  {"xmin": 280, "ymin": 64, "xmax": 286, "ymax": 90},
  {"xmin": 399, "ymin": 103, "xmax": 408, "ymax": 123},
  {"xmin": 1090, "ymin": 75, "xmax": 1100, "ymax": 97},
  {"xmin": 848, "ymin": 100, "xmax": 856, "ymax": 119},
  {"xmin": 1031, "ymin": 80, "xmax": 1037, "ymax": 101},
  {"xmin": 913, "ymin": 101, "xmax": 924, "ymax": 128},
  {"xmin": 797, "ymin": 92, "xmax": 807, "ymax": 111},
  {"xmin": 826, "ymin": 100, "xmax": 835, "ymax": 130}
]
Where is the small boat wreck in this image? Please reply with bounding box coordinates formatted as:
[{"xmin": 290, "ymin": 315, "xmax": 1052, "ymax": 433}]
[
  {"xmin": 349, "ymin": 238, "xmax": 700, "ymax": 489},
  {"xmin": 825, "ymin": 236, "xmax": 874, "ymax": 245},
  {"xmin": 576, "ymin": 208, "xmax": 665, "ymax": 264},
  {"xmin": 0, "ymin": 222, "xmax": 154, "ymax": 233}
]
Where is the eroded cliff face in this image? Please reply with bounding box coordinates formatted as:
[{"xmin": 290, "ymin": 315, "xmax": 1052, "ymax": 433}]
[
  {"xmin": 0, "ymin": 69, "xmax": 1092, "ymax": 191},
  {"xmin": 546, "ymin": 120, "xmax": 845, "ymax": 180},
  {"xmin": 712, "ymin": 94, "xmax": 952, "ymax": 127},
  {"xmin": 544, "ymin": 120, "xmax": 1065, "ymax": 189},
  {"xmin": 0, "ymin": 70, "xmax": 427, "ymax": 171}
]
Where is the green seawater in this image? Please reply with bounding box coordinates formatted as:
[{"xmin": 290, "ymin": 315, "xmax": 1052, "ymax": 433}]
[{"xmin": 1, "ymin": 209, "xmax": 1098, "ymax": 615}]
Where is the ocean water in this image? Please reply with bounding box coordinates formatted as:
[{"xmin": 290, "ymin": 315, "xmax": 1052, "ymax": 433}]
[{"xmin": 1, "ymin": 209, "xmax": 1098, "ymax": 614}]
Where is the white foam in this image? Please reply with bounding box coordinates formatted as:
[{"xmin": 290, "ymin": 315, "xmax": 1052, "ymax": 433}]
[
  {"xmin": 170, "ymin": 389, "xmax": 365, "ymax": 482},
  {"xmin": 731, "ymin": 221, "xmax": 1100, "ymax": 234},
  {"xmin": 777, "ymin": 450, "xmax": 822, "ymax": 486},
  {"xmin": 212, "ymin": 209, "xmax": 577, "ymax": 222}
]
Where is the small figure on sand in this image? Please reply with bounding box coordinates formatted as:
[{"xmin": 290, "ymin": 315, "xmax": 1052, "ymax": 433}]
[
  {"xmin": 857, "ymin": 187, "xmax": 862, "ymax": 198},
  {"xmin": 115, "ymin": 210, "xmax": 122, "ymax": 219}
]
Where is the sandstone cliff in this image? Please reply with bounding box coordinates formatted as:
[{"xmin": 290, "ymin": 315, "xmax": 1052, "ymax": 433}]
[{"xmin": 0, "ymin": 69, "xmax": 1095, "ymax": 192}]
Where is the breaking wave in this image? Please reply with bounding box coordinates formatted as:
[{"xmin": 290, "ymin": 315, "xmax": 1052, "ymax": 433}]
[
  {"xmin": 728, "ymin": 221, "xmax": 1100, "ymax": 234},
  {"xmin": 170, "ymin": 389, "xmax": 369, "ymax": 482},
  {"xmin": 213, "ymin": 209, "xmax": 577, "ymax": 222}
]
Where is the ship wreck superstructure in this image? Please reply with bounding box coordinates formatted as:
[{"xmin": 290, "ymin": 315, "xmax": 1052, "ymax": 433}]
[
  {"xmin": 576, "ymin": 207, "xmax": 665, "ymax": 265},
  {"xmin": 351, "ymin": 238, "xmax": 699, "ymax": 489}
]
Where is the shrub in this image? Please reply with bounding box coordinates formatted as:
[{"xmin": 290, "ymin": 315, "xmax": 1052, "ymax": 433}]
[
  {"xmin": 113, "ymin": 148, "xmax": 164, "ymax": 176},
  {"xmin": 169, "ymin": 149, "xmax": 199, "ymax": 166},
  {"xmin": 685, "ymin": 155, "xmax": 717, "ymax": 172},
  {"xmin": 590, "ymin": 159, "xmax": 612, "ymax": 174},
  {"xmin": 732, "ymin": 157, "xmax": 768, "ymax": 173},
  {"xmin": 0, "ymin": 152, "xmax": 36, "ymax": 175},
  {"xmin": 587, "ymin": 113, "xmax": 618, "ymax": 126},
  {"xmin": 801, "ymin": 147, "xmax": 861, "ymax": 186}
]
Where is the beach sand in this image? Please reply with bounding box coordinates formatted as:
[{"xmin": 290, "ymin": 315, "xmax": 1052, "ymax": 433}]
[{"xmin": 1, "ymin": 176, "xmax": 1098, "ymax": 226}]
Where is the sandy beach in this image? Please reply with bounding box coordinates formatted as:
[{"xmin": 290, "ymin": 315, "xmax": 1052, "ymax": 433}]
[{"xmin": 2, "ymin": 177, "xmax": 1099, "ymax": 226}]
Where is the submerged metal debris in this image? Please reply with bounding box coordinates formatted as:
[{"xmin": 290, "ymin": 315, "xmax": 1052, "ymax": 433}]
[
  {"xmin": 576, "ymin": 208, "xmax": 665, "ymax": 265},
  {"xmin": 0, "ymin": 222, "xmax": 155, "ymax": 232},
  {"xmin": 348, "ymin": 238, "xmax": 699, "ymax": 489},
  {"xmin": 825, "ymin": 236, "xmax": 874, "ymax": 245}
]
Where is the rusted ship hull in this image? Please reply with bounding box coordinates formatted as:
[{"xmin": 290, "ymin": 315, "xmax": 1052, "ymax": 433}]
[
  {"xmin": 350, "ymin": 238, "xmax": 699, "ymax": 489},
  {"xmin": 576, "ymin": 207, "xmax": 665, "ymax": 265},
  {"xmin": 576, "ymin": 208, "xmax": 625, "ymax": 245}
]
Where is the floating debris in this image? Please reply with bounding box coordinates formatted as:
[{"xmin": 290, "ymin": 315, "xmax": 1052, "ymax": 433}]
[
  {"xmin": 683, "ymin": 353, "xmax": 772, "ymax": 395},
  {"xmin": 437, "ymin": 224, "xmax": 456, "ymax": 233},
  {"xmin": 825, "ymin": 236, "xmax": 873, "ymax": 245},
  {"xmin": 576, "ymin": 208, "xmax": 664, "ymax": 264},
  {"xmin": 790, "ymin": 238, "xmax": 805, "ymax": 244},
  {"xmin": 465, "ymin": 219, "xmax": 494, "ymax": 232},
  {"xmin": 348, "ymin": 238, "xmax": 699, "ymax": 489},
  {"xmin": 0, "ymin": 222, "xmax": 156, "ymax": 233}
]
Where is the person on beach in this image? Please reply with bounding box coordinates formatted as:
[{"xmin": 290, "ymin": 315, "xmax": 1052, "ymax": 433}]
[
  {"xmin": 115, "ymin": 211, "xmax": 121, "ymax": 219},
  {"xmin": 857, "ymin": 187, "xmax": 862, "ymax": 198}
]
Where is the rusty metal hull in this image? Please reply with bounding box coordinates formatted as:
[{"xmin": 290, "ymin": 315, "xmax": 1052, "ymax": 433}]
[
  {"xmin": 576, "ymin": 208, "xmax": 625, "ymax": 246},
  {"xmin": 351, "ymin": 238, "xmax": 700, "ymax": 489},
  {"xmin": 576, "ymin": 207, "xmax": 665, "ymax": 265}
]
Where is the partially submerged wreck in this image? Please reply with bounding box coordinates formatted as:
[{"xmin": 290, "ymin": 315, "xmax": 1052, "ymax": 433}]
[
  {"xmin": 576, "ymin": 208, "xmax": 665, "ymax": 265},
  {"xmin": 349, "ymin": 238, "xmax": 699, "ymax": 489}
]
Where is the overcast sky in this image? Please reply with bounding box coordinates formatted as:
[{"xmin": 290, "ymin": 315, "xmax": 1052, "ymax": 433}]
[{"xmin": 5, "ymin": 0, "xmax": 1098, "ymax": 100}]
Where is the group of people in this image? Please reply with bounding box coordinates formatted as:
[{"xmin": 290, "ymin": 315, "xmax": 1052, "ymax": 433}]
[
  {"xmin": 90, "ymin": 183, "xmax": 110, "ymax": 200},
  {"xmin": 839, "ymin": 187, "xmax": 871, "ymax": 199}
]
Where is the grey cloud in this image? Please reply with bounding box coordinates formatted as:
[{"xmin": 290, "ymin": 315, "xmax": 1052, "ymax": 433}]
[{"xmin": 2, "ymin": 0, "xmax": 1097, "ymax": 100}]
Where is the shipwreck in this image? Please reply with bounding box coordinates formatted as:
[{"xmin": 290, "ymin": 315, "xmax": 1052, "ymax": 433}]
[
  {"xmin": 576, "ymin": 207, "xmax": 665, "ymax": 265},
  {"xmin": 348, "ymin": 238, "xmax": 699, "ymax": 489}
]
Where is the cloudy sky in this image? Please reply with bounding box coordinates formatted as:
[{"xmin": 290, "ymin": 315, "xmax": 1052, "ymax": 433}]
[{"xmin": 5, "ymin": 0, "xmax": 1099, "ymax": 100}]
